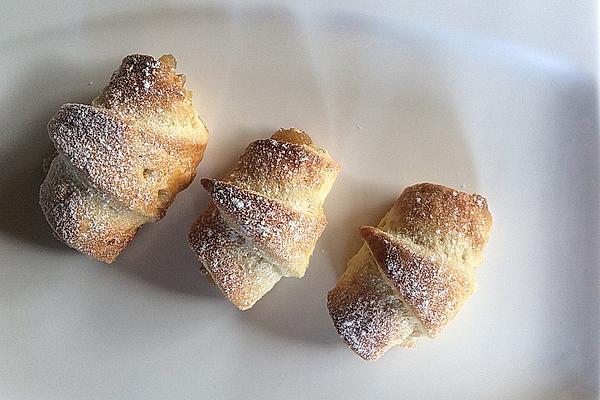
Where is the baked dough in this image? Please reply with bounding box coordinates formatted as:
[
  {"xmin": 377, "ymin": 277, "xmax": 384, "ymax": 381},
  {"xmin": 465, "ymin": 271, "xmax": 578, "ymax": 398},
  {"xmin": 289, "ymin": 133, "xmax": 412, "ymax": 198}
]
[
  {"xmin": 327, "ymin": 183, "xmax": 492, "ymax": 360},
  {"xmin": 188, "ymin": 128, "xmax": 340, "ymax": 310},
  {"xmin": 40, "ymin": 54, "xmax": 208, "ymax": 263}
]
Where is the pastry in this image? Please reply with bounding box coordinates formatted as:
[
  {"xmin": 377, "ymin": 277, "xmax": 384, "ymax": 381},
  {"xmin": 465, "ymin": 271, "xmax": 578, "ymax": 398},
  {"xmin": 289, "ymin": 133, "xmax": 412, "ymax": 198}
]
[
  {"xmin": 188, "ymin": 128, "xmax": 340, "ymax": 310},
  {"xmin": 40, "ymin": 54, "xmax": 208, "ymax": 263},
  {"xmin": 327, "ymin": 183, "xmax": 492, "ymax": 360}
]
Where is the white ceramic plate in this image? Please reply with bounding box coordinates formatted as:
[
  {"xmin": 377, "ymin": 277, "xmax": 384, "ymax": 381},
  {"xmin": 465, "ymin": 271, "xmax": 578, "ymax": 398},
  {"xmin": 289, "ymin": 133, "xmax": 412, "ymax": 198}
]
[{"xmin": 1, "ymin": 3, "xmax": 598, "ymax": 399}]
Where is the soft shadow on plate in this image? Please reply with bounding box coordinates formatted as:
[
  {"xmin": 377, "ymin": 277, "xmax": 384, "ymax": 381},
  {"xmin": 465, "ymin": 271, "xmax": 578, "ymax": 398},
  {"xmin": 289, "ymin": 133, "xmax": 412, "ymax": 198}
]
[{"xmin": 113, "ymin": 182, "xmax": 222, "ymax": 298}]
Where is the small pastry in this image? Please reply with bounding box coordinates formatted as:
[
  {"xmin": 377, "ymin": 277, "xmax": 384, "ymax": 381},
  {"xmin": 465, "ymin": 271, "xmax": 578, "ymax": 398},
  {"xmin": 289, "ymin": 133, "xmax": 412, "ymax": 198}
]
[
  {"xmin": 327, "ymin": 183, "xmax": 492, "ymax": 360},
  {"xmin": 40, "ymin": 54, "xmax": 208, "ymax": 263},
  {"xmin": 188, "ymin": 128, "xmax": 340, "ymax": 310}
]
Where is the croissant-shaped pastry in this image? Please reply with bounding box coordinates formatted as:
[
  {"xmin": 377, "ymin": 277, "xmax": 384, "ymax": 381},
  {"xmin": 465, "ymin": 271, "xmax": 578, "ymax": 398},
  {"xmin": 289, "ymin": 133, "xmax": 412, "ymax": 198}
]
[
  {"xmin": 188, "ymin": 128, "xmax": 340, "ymax": 310},
  {"xmin": 327, "ymin": 183, "xmax": 492, "ymax": 360},
  {"xmin": 40, "ymin": 54, "xmax": 208, "ymax": 263}
]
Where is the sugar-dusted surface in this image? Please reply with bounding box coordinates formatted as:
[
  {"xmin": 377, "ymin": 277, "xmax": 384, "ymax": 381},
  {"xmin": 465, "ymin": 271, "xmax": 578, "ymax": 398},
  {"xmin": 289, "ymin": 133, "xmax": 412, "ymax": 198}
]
[
  {"xmin": 92, "ymin": 54, "xmax": 185, "ymax": 120},
  {"xmin": 328, "ymin": 183, "xmax": 492, "ymax": 359},
  {"xmin": 227, "ymin": 132, "xmax": 340, "ymax": 213},
  {"xmin": 40, "ymin": 54, "xmax": 208, "ymax": 262},
  {"xmin": 49, "ymin": 103, "xmax": 159, "ymax": 218},
  {"xmin": 39, "ymin": 155, "xmax": 147, "ymax": 263},
  {"xmin": 93, "ymin": 54, "xmax": 197, "ymax": 141},
  {"xmin": 361, "ymin": 226, "xmax": 473, "ymax": 336},
  {"xmin": 381, "ymin": 183, "xmax": 493, "ymax": 268},
  {"xmin": 48, "ymin": 102, "xmax": 201, "ymax": 219},
  {"xmin": 202, "ymin": 178, "xmax": 326, "ymax": 277},
  {"xmin": 188, "ymin": 128, "xmax": 340, "ymax": 309},
  {"xmin": 188, "ymin": 205, "xmax": 282, "ymax": 310},
  {"xmin": 327, "ymin": 245, "xmax": 420, "ymax": 360}
]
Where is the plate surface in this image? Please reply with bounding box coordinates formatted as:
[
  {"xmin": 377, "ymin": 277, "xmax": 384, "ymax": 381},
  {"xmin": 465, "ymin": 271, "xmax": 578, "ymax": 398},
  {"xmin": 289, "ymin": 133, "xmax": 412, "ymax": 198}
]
[{"xmin": 1, "ymin": 2, "xmax": 598, "ymax": 399}]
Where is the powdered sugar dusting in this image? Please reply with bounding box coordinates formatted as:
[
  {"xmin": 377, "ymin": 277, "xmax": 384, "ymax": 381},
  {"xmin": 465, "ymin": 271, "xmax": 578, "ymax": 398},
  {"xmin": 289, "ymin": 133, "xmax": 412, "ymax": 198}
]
[
  {"xmin": 327, "ymin": 246, "xmax": 420, "ymax": 360},
  {"xmin": 39, "ymin": 155, "xmax": 147, "ymax": 263},
  {"xmin": 362, "ymin": 227, "xmax": 474, "ymax": 335},
  {"xmin": 328, "ymin": 183, "xmax": 492, "ymax": 359},
  {"xmin": 188, "ymin": 129, "xmax": 339, "ymax": 308},
  {"xmin": 227, "ymin": 135, "xmax": 339, "ymax": 213},
  {"xmin": 204, "ymin": 179, "xmax": 326, "ymax": 276},
  {"xmin": 188, "ymin": 205, "xmax": 282, "ymax": 310},
  {"xmin": 92, "ymin": 54, "xmax": 186, "ymax": 127},
  {"xmin": 49, "ymin": 104, "xmax": 151, "ymax": 214},
  {"xmin": 387, "ymin": 183, "xmax": 493, "ymax": 267},
  {"xmin": 40, "ymin": 54, "xmax": 207, "ymax": 262}
]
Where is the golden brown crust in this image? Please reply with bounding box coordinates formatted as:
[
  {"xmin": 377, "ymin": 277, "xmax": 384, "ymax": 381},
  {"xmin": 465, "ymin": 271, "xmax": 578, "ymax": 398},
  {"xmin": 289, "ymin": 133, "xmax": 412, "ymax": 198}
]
[
  {"xmin": 327, "ymin": 183, "xmax": 492, "ymax": 360},
  {"xmin": 382, "ymin": 183, "xmax": 492, "ymax": 268},
  {"xmin": 225, "ymin": 129, "xmax": 340, "ymax": 213},
  {"xmin": 93, "ymin": 54, "xmax": 187, "ymax": 121},
  {"xmin": 188, "ymin": 128, "xmax": 340, "ymax": 309},
  {"xmin": 40, "ymin": 54, "xmax": 208, "ymax": 263}
]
